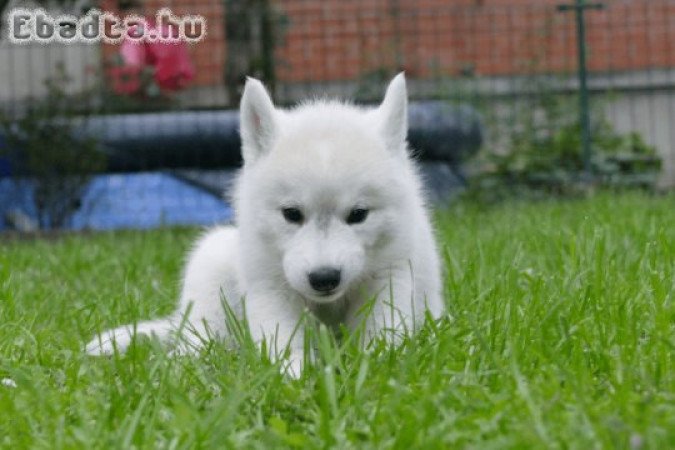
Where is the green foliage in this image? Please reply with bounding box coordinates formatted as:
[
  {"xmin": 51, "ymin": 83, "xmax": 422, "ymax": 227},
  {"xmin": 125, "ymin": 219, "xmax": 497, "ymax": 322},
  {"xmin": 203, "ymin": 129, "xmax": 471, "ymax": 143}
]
[
  {"xmin": 224, "ymin": 0, "xmax": 288, "ymax": 104},
  {"xmin": 0, "ymin": 64, "xmax": 105, "ymax": 229},
  {"xmin": 1, "ymin": 193, "xmax": 674, "ymax": 447},
  {"xmin": 472, "ymin": 87, "xmax": 662, "ymax": 201}
]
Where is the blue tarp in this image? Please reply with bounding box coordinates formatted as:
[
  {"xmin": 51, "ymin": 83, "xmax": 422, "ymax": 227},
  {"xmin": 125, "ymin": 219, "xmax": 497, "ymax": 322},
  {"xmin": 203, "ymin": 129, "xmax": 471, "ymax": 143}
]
[{"xmin": 0, "ymin": 172, "xmax": 233, "ymax": 231}]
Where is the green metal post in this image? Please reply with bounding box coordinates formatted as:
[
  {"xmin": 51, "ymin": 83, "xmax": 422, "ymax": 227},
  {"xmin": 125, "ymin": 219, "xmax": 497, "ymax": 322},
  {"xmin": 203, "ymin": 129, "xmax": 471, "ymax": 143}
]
[{"xmin": 557, "ymin": 0, "xmax": 604, "ymax": 179}]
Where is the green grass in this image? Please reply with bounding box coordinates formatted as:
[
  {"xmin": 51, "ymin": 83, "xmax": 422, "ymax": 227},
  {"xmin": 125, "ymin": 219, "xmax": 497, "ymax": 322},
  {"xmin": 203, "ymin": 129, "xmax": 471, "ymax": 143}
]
[{"xmin": 1, "ymin": 192, "xmax": 674, "ymax": 448}]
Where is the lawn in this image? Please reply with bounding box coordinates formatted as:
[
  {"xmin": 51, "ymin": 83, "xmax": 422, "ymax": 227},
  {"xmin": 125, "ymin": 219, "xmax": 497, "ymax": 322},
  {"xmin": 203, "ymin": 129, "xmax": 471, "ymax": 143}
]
[{"xmin": 1, "ymin": 192, "xmax": 673, "ymax": 448}]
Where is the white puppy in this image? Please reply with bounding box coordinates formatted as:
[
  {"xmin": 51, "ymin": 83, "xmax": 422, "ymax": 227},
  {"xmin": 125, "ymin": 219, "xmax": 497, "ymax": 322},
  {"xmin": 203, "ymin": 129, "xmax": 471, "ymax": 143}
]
[{"xmin": 86, "ymin": 74, "xmax": 443, "ymax": 376}]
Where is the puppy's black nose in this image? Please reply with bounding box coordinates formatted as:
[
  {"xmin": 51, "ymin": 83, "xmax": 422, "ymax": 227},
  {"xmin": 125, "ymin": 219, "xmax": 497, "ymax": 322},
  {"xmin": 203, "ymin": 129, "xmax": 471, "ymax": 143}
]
[{"xmin": 308, "ymin": 267, "xmax": 341, "ymax": 293}]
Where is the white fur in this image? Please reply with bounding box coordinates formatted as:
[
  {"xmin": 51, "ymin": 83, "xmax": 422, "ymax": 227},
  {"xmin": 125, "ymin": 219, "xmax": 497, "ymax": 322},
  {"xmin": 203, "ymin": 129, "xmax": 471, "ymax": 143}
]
[{"xmin": 85, "ymin": 73, "xmax": 443, "ymax": 377}]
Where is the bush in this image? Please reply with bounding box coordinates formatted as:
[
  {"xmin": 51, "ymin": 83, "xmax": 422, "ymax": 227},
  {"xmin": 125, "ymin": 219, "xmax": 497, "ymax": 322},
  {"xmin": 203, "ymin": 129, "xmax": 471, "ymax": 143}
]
[
  {"xmin": 0, "ymin": 64, "xmax": 105, "ymax": 229},
  {"xmin": 469, "ymin": 86, "xmax": 661, "ymax": 202}
]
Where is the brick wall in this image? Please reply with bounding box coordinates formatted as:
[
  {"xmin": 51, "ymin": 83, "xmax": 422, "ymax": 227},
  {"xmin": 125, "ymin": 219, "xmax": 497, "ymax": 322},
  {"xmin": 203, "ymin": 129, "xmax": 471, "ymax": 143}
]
[
  {"xmin": 274, "ymin": 0, "xmax": 675, "ymax": 82},
  {"xmin": 99, "ymin": 0, "xmax": 675, "ymax": 90}
]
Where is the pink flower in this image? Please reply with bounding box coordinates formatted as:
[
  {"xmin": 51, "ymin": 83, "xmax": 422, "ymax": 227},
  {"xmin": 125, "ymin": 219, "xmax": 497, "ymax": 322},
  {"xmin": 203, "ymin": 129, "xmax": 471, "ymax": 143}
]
[{"xmin": 116, "ymin": 21, "xmax": 195, "ymax": 92}]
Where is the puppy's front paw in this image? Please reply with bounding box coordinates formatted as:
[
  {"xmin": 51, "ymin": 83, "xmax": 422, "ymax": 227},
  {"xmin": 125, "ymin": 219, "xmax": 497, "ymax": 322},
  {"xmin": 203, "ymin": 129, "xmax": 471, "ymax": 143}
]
[{"xmin": 85, "ymin": 327, "xmax": 133, "ymax": 355}]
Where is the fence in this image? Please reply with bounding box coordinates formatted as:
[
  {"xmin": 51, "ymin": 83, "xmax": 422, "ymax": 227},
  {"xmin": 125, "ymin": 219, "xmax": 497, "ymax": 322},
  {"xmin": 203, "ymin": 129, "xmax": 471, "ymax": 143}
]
[{"xmin": 0, "ymin": 0, "xmax": 674, "ymax": 230}]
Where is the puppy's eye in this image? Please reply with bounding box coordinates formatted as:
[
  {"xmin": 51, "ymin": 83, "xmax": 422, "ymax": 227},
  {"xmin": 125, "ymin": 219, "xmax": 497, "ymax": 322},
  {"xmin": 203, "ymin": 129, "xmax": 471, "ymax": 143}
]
[
  {"xmin": 282, "ymin": 207, "xmax": 304, "ymax": 224},
  {"xmin": 346, "ymin": 208, "xmax": 369, "ymax": 225}
]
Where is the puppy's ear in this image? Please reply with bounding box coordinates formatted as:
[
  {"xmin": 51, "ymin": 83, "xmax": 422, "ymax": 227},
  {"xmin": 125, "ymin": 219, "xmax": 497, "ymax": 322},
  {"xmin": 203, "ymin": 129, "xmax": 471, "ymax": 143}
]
[
  {"xmin": 378, "ymin": 72, "xmax": 408, "ymax": 154},
  {"xmin": 240, "ymin": 77, "xmax": 277, "ymax": 165}
]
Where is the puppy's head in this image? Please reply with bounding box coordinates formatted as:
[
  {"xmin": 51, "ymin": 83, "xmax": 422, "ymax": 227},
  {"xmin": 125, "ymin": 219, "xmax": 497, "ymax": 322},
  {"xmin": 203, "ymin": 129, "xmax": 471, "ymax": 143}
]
[{"xmin": 236, "ymin": 74, "xmax": 416, "ymax": 303}]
